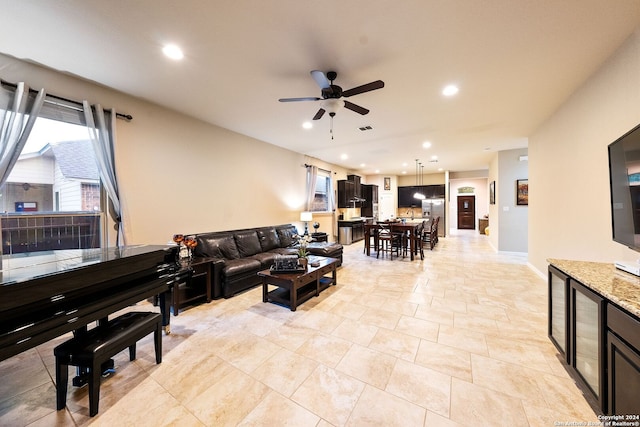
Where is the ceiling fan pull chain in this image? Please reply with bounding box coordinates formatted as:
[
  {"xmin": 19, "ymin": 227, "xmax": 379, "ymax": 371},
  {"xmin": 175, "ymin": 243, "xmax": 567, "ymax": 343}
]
[{"xmin": 330, "ymin": 115, "xmax": 334, "ymax": 140}]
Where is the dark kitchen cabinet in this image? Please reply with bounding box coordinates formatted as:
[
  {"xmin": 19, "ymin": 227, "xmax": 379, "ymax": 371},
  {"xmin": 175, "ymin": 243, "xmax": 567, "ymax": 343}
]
[
  {"xmin": 338, "ymin": 175, "xmax": 365, "ymax": 208},
  {"xmin": 347, "ymin": 175, "xmax": 362, "ymax": 198},
  {"xmin": 548, "ymin": 266, "xmax": 570, "ymax": 363},
  {"xmin": 607, "ymin": 304, "xmax": 640, "ymax": 415},
  {"xmin": 361, "ymin": 184, "xmax": 378, "ymax": 217},
  {"xmin": 570, "ymin": 279, "xmax": 605, "ymax": 407},
  {"xmin": 337, "ymin": 220, "xmax": 364, "ymax": 243},
  {"xmin": 338, "ymin": 180, "xmax": 355, "ymax": 208}
]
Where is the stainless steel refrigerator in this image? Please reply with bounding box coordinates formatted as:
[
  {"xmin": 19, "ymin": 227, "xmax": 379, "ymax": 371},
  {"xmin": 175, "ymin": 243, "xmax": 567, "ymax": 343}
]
[{"xmin": 422, "ymin": 199, "xmax": 445, "ymax": 236}]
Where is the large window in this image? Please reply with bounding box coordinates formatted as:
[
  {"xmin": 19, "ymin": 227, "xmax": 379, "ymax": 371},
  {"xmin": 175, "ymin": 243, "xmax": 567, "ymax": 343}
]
[
  {"xmin": 0, "ymin": 111, "xmax": 104, "ymax": 255},
  {"xmin": 309, "ymin": 168, "xmax": 333, "ymax": 212}
]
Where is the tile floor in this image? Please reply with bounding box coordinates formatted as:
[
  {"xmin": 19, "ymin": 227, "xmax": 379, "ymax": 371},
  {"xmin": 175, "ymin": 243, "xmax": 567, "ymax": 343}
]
[{"xmin": 0, "ymin": 230, "xmax": 598, "ymax": 426}]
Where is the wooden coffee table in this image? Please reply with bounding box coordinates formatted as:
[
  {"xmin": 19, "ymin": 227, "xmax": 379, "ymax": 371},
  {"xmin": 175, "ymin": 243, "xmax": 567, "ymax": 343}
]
[{"xmin": 259, "ymin": 256, "xmax": 338, "ymax": 311}]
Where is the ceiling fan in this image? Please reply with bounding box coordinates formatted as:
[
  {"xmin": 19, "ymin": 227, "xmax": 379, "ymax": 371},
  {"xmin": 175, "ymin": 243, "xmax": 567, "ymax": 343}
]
[{"xmin": 279, "ymin": 70, "xmax": 384, "ymax": 121}]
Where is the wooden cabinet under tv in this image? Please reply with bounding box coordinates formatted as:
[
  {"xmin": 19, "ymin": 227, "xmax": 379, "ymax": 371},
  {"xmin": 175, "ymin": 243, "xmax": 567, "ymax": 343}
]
[
  {"xmin": 607, "ymin": 304, "xmax": 640, "ymax": 415},
  {"xmin": 547, "ymin": 261, "xmax": 640, "ymax": 415}
]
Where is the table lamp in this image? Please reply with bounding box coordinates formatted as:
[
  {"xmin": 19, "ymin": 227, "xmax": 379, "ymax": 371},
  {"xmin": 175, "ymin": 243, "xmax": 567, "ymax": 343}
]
[{"xmin": 300, "ymin": 211, "xmax": 313, "ymax": 236}]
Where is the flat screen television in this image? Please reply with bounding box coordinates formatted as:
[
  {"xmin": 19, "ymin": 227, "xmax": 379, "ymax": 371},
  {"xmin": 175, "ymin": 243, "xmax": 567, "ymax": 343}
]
[{"xmin": 608, "ymin": 123, "xmax": 640, "ymax": 251}]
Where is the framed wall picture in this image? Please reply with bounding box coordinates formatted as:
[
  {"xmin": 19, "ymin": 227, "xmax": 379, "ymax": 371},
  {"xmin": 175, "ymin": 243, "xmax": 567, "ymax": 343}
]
[
  {"xmin": 489, "ymin": 181, "xmax": 495, "ymax": 205},
  {"xmin": 517, "ymin": 179, "xmax": 528, "ymax": 205},
  {"xmin": 384, "ymin": 177, "xmax": 391, "ymax": 191}
]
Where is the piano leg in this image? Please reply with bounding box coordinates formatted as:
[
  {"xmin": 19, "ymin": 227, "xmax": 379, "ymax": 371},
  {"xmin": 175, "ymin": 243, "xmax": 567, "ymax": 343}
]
[{"xmin": 158, "ymin": 291, "xmax": 171, "ymax": 334}]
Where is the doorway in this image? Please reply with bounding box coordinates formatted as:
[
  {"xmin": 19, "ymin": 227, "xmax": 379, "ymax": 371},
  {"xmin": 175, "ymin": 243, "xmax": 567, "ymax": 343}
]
[{"xmin": 457, "ymin": 195, "xmax": 475, "ymax": 229}]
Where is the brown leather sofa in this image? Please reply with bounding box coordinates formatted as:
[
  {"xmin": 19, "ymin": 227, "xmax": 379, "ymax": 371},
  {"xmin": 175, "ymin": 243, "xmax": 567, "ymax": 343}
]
[{"xmin": 192, "ymin": 224, "xmax": 342, "ymax": 298}]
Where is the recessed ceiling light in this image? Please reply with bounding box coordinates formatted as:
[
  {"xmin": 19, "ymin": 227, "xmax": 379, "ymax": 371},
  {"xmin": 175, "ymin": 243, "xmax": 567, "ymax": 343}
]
[
  {"xmin": 438, "ymin": 168, "xmax": 443, "ymax": 171},
  {"xmin": 422, "ymin": 141, "xmax": 432, "ymax": 149},
  {"xmin": 431, "ymin": 155, "xmax": 438, "ymax": 160},
  {"xmin": 442, "ymin": 84, "xmax": 459, "ymax": 97},
  {"xmin": 360, "ymin": 163, "xmax": 366, "ymax": 167},
  {"xmin": 375, "ymin": 169, "xmax": 380, "ymax": 174},
  {"xmin": 341, "ymin": 154, "xmax": 348, "ymax": 160},
  {"xmin": 162, "ymin": 44, "xmax": 184, "ymax": 60},
  {"xmin": 402, "ymin": 162, "xmax": 408, "ymax": 167},
  {"xmin": 302, "ymin": 122, "xmax": 312, "ymax": 129},
  {"xmin": 402, "ymin": 171, "xmax": 407, "ymax": 174}
]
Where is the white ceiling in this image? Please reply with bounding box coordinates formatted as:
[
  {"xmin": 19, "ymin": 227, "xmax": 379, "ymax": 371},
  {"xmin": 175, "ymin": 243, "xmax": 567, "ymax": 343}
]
[{"xmin": 1, "ymin": 1, "xmax": 640, "ymax": 176}]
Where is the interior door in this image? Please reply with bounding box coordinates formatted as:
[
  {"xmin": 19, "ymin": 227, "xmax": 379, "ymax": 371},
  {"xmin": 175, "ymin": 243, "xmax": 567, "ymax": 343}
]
[{"xmin": 457, "ymin": 196, "xmax": 475, "ymax": 229}]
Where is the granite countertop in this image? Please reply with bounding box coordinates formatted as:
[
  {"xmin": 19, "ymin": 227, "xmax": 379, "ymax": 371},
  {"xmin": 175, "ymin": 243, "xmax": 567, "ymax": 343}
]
[{"xmin": 548, "ymin": 259, "xmax": 640, "ymax": 318}]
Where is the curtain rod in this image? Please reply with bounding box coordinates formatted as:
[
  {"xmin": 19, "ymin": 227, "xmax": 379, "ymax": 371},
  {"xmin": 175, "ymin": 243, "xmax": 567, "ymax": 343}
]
[
  {"xmin": 304, "ymin": 163, "xmax": 332, "ymax": 174},
  {"xmin": 1, "ymin": 79, "xmax": 133, "ymax": 121}
]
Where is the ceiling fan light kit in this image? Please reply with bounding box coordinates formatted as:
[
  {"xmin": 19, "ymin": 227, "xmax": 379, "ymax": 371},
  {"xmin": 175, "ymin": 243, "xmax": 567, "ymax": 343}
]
[{"xmin": 321, "ymin": 98, "xmax": 343, "ymax": 116}]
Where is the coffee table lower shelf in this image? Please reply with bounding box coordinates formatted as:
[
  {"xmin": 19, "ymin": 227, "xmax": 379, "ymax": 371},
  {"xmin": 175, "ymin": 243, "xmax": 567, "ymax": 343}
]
[
  {"xmin": 259, "ymin": 256, "xmax": 338, "ymax": 311},
  {"xmin": 265, "ymin": 282, "xmax": 318, "ymax": 309}
]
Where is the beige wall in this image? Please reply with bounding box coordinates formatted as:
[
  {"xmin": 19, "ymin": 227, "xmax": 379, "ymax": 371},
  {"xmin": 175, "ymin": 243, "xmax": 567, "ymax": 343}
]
[
  {"xmin": 529, "ymin": 30, "xmax": 640, "ymax": 275},
  {"xmin": 0, "ymin": 53, "xmax": 327, "ymax": 245},
  {"xmin": 449, "ymin": 177, "xmax": 489, "ymax": 231},
  {"xmin": 397, "ymin": 172, "xmax": 446, "ymax": 187}
]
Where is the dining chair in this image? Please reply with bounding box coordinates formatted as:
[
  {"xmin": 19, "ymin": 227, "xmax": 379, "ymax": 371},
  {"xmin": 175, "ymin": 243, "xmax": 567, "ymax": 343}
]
[
  {"xmin": 423, "ymin": 217, "xmax": 439, "ymax": 250},
  {"xmin": 363, "ymin": 223, "xmax": 379, "ymax": 255},
  {"xmin": 404, "ymin": 221, "xmax": 425, "ymax": 260},
  {"xmin": 377, "ymin": 223, "xmax": 401, "ymax": 259}
]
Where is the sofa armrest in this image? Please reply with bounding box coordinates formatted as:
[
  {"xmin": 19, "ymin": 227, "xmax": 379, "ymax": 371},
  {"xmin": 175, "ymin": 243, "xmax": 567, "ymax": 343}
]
[{"xmin": 209, "ymin": 258, "xmax": 226, "ymax": 299}]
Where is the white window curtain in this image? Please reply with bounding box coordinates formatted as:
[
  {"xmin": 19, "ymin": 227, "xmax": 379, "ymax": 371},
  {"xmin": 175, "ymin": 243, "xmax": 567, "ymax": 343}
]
[
  {"xmin": 327, "ymin": 173, "xmax": 335, "ymax": 212},
  {"xmin": 305, "ymin": 165, "xmax": 318, "ymax": 211},
  {"xmin": 0, "ymin": 82, "xmax": 46, "ymax": 187},
  {"xmin": 83, "ymin": 102, "xmax": 125, "ymax": 246}
]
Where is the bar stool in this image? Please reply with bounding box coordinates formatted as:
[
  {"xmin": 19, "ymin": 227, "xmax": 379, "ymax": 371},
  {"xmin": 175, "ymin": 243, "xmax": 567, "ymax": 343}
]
[
  {"xmin": 405, "ymin": 221, "xmax": 425, "ymax": 260},
  {"xmin": 377, "ymin": 224, "xmax": 401, "ymax": 259},
  {"xmin": 363, "ymin": 224, "xmax": 379, "ymax": 255}
]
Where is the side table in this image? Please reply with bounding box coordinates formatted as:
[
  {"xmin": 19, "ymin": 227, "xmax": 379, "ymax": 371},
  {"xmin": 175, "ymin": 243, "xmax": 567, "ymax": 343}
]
[
  {"xmin": 478, "ymin": 218, "xmax": 489, "ymax": 234},
  {"xmin": 171, "ymin": 257, "xmax": 213, "ymax": 315},
  {"xmin": 312, "ymin": 232, "xmax": 328, "ymax": 242}
]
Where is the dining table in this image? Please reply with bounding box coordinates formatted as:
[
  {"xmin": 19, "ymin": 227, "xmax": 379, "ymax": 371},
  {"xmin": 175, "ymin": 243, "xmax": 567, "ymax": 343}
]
[{"xmin": 364, "ymin": 221, "xmax": 424, "ymax": 260}]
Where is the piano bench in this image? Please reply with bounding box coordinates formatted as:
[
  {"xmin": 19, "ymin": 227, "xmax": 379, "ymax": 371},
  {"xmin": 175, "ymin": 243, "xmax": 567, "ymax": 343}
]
[{"xmin": 54, "ymin": 311, "xmax": 162, "ymax": 417}]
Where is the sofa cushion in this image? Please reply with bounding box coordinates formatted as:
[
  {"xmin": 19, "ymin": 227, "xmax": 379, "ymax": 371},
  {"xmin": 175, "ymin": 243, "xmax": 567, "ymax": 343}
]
[
  {"xmin": 222, "ymin": 258, "xmax": 262, "ymax": 278},
  {"xmin": 234, "ymin": 230, "xmax": 262, "ymax": 257},
  {"xmin": 276, "ymin": 225, "xmax": 298, "ymax": 247},
  {"xmin": 249, "ymin": 252, "xmax": 279, "ymax": 268},
  {"xmin": 269, "ymin": 247, "xmax": 298, "ymax": 256},
  {"xmin": 307, "ymin": 242, "xmax": 342, "ymax": 257},
  {"xmin": 257, "ymin": 227, "xmax": 280, "ymax": 252},
  {"xmin": 195, "ymin": 233, "xmax": 240, "ymax": 260}
]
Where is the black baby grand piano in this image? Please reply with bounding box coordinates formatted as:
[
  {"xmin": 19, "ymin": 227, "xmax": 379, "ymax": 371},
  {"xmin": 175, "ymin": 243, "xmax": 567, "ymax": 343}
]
[{"xmin": 0, "ymin": 245, "xmax": 178, "ymax": 363}]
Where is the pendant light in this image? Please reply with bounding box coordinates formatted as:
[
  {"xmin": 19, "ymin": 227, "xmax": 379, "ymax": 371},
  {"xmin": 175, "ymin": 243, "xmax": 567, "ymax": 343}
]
[{"xmin": 413, "ymin": 159, "xmax": 425, "ymax": 200}]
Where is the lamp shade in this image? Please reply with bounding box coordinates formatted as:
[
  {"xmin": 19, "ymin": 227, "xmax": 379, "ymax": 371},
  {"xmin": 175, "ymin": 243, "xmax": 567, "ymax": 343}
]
[
  {"xmin": 300, "ymin": 211, "xmax": 313, "ymax": 222},
  {"xmin": 321, "ymin": 98, "xmax": 344, "ymax": 114}
]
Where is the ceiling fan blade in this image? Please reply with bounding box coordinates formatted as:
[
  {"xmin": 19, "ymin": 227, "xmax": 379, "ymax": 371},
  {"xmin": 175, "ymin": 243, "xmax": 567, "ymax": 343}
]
[
  {"xmin": 343, "ymin": 101, "xmax": 369, "ymax": 115},
  {"xmin": 312, "ymin": 108, "xmax": 326, "ymax": 120},
  {"xmin": 342, "ymin": 80, "xmax": 385, "ymax": 97},
  {"xmin": 279, "ymin": 97, "xmax": 322, "ymax": 102},
  {"xmin": 310, "ymin": 70, "xmax": 330, "ymax": 89}
]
